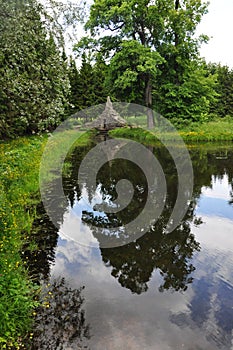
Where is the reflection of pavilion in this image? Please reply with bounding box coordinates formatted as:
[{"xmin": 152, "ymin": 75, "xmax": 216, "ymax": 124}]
[{"xmin": 98, "ymin": 139, "xmax": 128, "ymax": 163}]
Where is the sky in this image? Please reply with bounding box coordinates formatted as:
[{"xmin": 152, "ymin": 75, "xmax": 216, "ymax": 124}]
[{"xmin": 197, "ymin": 0, "xmax": 233, "ymax": 67}]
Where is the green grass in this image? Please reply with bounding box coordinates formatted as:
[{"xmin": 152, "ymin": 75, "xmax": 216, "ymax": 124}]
[
  {"xmin": 0, "ymin": 136, "xmax": 47, "ymax": 348},
  {"xmin": 0, "ymin": 130, "xmax": 93, "ymax": 349},
  {"xmin": 109, "ymin": 127, "xmax": 163, "ymax": 146},
  {"xmin": 110, "ymin": 117, "xmax": 233, "ymax": 142},
  {"xmin": 39, "ymin": 129, "xmax": 95, "ymax": 183},
  {"xmin": 178, "ymin": 117, "xmax": 233, "ymax": 141}
]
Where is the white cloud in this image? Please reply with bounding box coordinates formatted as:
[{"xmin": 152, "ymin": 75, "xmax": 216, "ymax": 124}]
[{"xmin": 197, "ymin": 0, "xmax": 233, "ymax": 67}]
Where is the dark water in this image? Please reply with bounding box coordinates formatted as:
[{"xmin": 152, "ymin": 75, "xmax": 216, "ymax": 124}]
[{"xmin": 31, "ymin": 140, "xmax": 233, "ymax": 350}]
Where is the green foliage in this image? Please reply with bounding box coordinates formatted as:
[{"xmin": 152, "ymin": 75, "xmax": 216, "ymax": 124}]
[
  {"xmin": 0, "ymin": 136, "xmax": 47, "ymax": 348},
  {"xmin": 208, "ymin": 64, "xmax": 233, "ymax": 118},
  {"xmin": 155, "ymin": 60, "xmax": 218, "ymax": 123},
  {"xmin": 106, "ymin": 40, "xmax": 163, "ymax": 103},
  {"xmin": 0, "ymin": 0, "xmax": 70, "ymax": 138},
  {"xmin": 68, "ymin": 53, "xmax": 110, "ymax": 113},
  {"xmin": 79, "ymin": 0, "xmax": 215, "ymax": 126}
]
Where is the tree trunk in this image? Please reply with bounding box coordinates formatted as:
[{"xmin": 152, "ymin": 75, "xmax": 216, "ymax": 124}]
[
  {"xmin": 174, "ymin": 0, "xmax": 180, "ymax": 48},
  {"xmin": 145, "ymin": 74, "xmax": 154, "ymax": 129},
  {"xmin": 174, "ymin": 0, "xmax": 180, "ymax": 85}
]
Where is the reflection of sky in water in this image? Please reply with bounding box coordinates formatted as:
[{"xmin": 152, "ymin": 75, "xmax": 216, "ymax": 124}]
[
  {"xmin": 196, "ymin": 197, "xmax": 233, "ymax": 220},
  {"xmin": 201, "ymin": 174, "xmax": 232, "ymax": 200},
  {"xmin": 196, "ymin": 174, "xmax": 233, "ymax": 220},
  {"xmin": 52, "ymin": 173, "xmax": 233, "ymax": 350},
  {"xmin": 187, "ymin": 174, "xmax": 233, "ymax": 349},
  {"xmin": 59, "ymin": 185, "xmax": 120, "ymax": 247}
]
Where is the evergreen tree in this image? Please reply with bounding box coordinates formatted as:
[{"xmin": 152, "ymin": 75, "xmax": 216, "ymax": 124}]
[
  {"xmin": 75, "ymin": 53, "xmax": 96, "ymax": 110},
  {"xmin": 208, "ymin": 64, "xmax": 233, "ymax": 118},
  {"xmin": 0, "ymin": 0, "xmax": 70, "ymax": 138},
  {"xmin": 67, "ymin": 56, "xmax": 80, "ymax": 113},
  {"xmin": 67, "ymin": 53, "xmax": 110, "ymax": 115},
  {"xmin": 92, "ymin": 54, "xmax": 110, "ymax": 105}
]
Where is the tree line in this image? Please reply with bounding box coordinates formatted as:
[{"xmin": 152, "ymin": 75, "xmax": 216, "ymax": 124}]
[{"xmin": 0, "ymin": 0, "xmax": 233, "ymax": 138}]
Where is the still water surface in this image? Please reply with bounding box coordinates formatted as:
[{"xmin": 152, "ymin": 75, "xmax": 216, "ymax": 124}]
[{"xmin": 34, "ymin": 140, "xmax": 233, "ymax": 349}]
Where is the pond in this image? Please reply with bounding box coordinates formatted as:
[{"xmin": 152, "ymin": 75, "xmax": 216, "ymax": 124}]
[{"xmin": 31, "ymin": 138, "xmax": 233, "ymax": 350}]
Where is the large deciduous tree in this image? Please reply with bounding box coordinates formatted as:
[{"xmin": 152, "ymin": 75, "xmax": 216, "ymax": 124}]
[
  {"xmin": 79, "ymin": 0, "xmax": 166, "ymax": 127},
  {"xmin": 78, "ymin": 0, "xmax": 216, "ymax": 126}
]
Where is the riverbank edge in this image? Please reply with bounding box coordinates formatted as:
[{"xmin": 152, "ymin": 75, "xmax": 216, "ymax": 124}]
[
  {"xmin": 0, "ymin": 130, "xmax": 94, "ymax": 349},
  {"xmin": 109, "ymin": 123, "xmax": 233, "ymax": 143}
]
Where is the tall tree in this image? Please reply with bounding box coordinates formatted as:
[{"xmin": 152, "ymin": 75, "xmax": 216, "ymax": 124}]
[
  {"xmin": 0, "ymin": 0, "xmax": 83, "ymax": 138},
  {"xmin": 68, "ymin": 56, "xmax": 80, "ymax": 113},
  {"xmin": 77, "ymin": 0, "xmax": 166, "ymax": 127},
  {"xmin": 92, "ymin": 53, "xmax": 110, "ymax": 105},
  {"xmin": 75, "ymin": 53, "xmax": 96, "ymax": 110},
  {"xmin": 77, "ymin": 0, "xmax": 211, "ymax": 127}
]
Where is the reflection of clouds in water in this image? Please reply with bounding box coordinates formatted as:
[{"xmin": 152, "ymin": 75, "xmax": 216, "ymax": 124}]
[
  {"xmin": 59, "ymin": 209, "xmax": 99, "ymax": 248},
  {"xmin": 51, "ymin": 236, "xmax": 220, "ymax": 350},
  {"xmin": 201, "ymin": 174, "xmax": 232, "ymax": 200},
  {"xmin": 197, "ymin": 174, "xmax": 233, "ymax": 221},
  {"xmin": 192, "ymin": 215, "xmax": 233, "ymax": 252},
  {"xmin": 169, "ymin": 216, "xmax": 233, "ymax": 349},
  {"xmin": 59, "ymin": 184, "xmax": 119, "ymax": 247},
  {"xmin": 50, "ymin": 175, "xmax": 233, "ymax": 350},
  {"xmin": 53, "ymin": 238, "xmax": 113, "ymax": 285},
  {"xmin": 196, "ymin": 197, "xmax": 233, "ymax": 221},
  {"xmin": 171, "ymin": 257, "xmax": 233, "ymax": 349}
]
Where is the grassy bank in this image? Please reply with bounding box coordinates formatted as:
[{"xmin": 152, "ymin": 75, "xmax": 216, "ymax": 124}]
[
  {"xmin": 0, "ymin": 135, "xmax": 47, "ymax": 348},
  {"xmin": 0, "ymin": 130, "xmax": 92, "ymax": 348},
  {"xmin": 178, "ymin": 117, "xmax": 233, "ymax": 142},
  {"xmin": 110, "ymin": 117, "xmax": 233, "ymax": 142}
]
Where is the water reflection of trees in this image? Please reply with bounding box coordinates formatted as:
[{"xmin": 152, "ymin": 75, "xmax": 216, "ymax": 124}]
[
  {"xmin": 60, "ymin": 144, "xmax": 202, "ymax": 293},
  {"xmin": 31, "ymin": 278, "xmax": 90, "ymax": 350},
  {"xmin": 76, "ymin": 148, "xmax": 200, "ymax": 292},
  {"xmin": 101, "ymin": 224, "xmax": 200, "ymax": 294},
  {"xmin": 47, "ymin": 143, "xmax": 233, "ymax": 295},
  {"xmin": 22, "ymin": 201, "xmax": 59, "ymax": 282}
]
